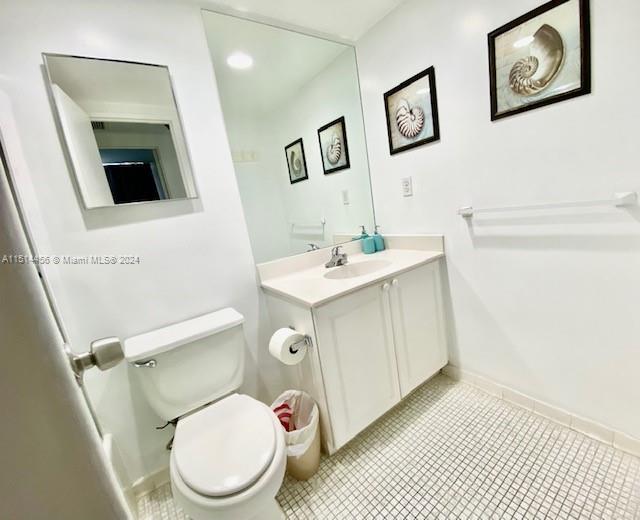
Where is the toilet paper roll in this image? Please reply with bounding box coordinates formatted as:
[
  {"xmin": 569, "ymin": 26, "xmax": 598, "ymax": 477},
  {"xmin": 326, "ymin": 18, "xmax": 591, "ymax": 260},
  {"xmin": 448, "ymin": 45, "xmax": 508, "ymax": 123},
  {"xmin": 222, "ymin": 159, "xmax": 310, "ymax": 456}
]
[{"xmin": 269, "ymin": 328, "xmax": 308, "ymax": 366}]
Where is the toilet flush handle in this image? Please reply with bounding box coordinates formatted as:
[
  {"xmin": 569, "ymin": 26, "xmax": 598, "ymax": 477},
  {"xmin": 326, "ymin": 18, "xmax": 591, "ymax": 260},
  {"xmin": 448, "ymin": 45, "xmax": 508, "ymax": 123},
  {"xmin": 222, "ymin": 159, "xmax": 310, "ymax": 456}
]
[{"xmin": 133, "ymin": 359, "xmax": 157, "ymax": 368}]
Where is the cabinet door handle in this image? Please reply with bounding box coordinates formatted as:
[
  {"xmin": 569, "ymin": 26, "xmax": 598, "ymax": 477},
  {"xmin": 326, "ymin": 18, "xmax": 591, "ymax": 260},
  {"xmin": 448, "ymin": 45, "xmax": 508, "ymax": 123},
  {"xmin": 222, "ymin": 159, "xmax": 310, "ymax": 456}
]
[
  {"xmin": 382, "ymin": 282, "xmax": 391, "ymax": 292},
  {"xmin": 391, "ymin": 278, "xmax": 399, "ymax": 287}
]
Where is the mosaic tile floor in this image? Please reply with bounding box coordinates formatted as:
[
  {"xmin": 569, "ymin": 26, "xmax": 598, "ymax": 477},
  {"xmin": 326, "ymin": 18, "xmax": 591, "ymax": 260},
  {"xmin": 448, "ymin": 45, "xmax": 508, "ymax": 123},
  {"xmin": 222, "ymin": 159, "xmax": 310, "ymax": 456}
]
[
  {"xmin": 138, "ymin": 483, "xmax": 187, "ymax": 520},
  {"xmin": 138, "ymin": 375, "xmax": 640, "ymax": 519}
]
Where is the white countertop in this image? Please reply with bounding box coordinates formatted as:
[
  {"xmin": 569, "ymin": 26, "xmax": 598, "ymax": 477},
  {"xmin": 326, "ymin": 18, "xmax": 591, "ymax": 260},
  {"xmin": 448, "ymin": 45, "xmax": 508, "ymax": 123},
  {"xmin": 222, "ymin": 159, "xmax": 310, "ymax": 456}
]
[{"xmin": 260, "ymin": 248, "xmax": 444, "ymax": 308}]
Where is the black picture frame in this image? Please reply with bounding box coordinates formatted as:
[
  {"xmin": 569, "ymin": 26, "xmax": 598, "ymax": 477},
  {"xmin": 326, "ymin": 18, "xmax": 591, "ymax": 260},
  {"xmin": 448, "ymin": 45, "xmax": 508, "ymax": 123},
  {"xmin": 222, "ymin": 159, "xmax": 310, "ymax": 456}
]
[
  {"xmin": 488, "ymin": 0, "xmax": 591, "ymax": 121},
  {"xmin": 383, "ymin": 66, "xmax": 440, "ymax": 156},
  {"xmin": 317, "ymin": 116, "xmax": 351, "ymax": 175},
  {"xmin": 284, "ymin": 138, "xmax": 308, "ymax": 184}
]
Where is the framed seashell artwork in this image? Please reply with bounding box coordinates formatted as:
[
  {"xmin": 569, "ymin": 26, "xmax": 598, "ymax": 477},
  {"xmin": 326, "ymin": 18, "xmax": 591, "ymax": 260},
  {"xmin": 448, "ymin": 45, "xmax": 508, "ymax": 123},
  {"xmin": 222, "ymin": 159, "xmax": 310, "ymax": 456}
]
[
  {"xmin": 317, "ymin": 116, "xmax": 351, "ymax": 174},
  {"xmin": 488, "ymin": 0, "xmax": 591, "ymax": 120},
  {"xmin": 383, "ymin": 66, "xmax": 440, "ymax": 155},
  {"xmin": 285, "ymin": 138, "xmax": 309, "ymax": 184}
]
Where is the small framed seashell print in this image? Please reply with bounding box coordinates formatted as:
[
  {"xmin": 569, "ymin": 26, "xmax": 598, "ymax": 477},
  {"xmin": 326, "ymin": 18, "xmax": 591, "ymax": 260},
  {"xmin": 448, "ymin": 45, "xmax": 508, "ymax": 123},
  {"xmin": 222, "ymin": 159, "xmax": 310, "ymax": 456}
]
[
  {"xmin": 488, "ymin": 0, "xmax": 591, "ymax": 121},
  {"xmin": 384, "ymin": 66, "xmax": 440, "ymax": 155},
  {"xmin": 285, "ymin": 138, "xmax": 309, "ymax": 184},
  {"xmin": 317, "ymin": 116, "xmax": 350, "ymax": 175}
]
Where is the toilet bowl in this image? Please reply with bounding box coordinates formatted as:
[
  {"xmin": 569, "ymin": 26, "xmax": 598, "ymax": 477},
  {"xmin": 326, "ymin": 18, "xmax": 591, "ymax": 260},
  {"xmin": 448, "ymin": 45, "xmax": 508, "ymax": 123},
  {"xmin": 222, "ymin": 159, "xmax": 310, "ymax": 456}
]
[
  {"xmin": 169, "ymin": 394, "xmax": 286, "ymax": 520},
  {"xmin": 122, "ymin": 309, "xmax": 287, "ymax": 520}
]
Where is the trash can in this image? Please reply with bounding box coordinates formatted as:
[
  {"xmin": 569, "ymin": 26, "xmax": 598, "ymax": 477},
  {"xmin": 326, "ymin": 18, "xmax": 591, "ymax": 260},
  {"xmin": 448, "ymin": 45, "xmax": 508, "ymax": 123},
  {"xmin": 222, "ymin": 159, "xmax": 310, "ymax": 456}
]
[{"xmin": 272, "ymin": 390, "xmax": 321, "ymax": 480}]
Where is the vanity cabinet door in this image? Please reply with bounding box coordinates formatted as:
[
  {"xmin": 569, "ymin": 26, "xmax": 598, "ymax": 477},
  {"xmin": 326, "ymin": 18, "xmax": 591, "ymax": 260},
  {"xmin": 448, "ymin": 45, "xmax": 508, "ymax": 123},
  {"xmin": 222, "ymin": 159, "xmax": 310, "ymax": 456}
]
[
  {"xmin": 314, "ymin": 283, "xmax": 401, "ymax": 450},
  {"xmin": 389, "ymin": 261, "xmax": 448, "ymax": 397}
]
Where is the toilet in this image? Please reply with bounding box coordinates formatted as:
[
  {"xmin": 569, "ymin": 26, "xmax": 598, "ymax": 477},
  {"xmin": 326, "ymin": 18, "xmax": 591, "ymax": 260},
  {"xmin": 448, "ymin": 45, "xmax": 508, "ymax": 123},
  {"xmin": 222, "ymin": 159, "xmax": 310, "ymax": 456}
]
[{"xmin": 123, "ymin": 308, "xmax": 286, "ymax": 520}]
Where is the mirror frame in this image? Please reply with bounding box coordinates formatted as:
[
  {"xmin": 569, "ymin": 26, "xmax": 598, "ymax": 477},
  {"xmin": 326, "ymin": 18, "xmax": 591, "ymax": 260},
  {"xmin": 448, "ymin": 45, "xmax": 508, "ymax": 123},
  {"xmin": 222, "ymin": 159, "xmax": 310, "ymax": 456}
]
[{"xmin": 42, "ymin": 52, "xmax": 200, "ymax": 210}]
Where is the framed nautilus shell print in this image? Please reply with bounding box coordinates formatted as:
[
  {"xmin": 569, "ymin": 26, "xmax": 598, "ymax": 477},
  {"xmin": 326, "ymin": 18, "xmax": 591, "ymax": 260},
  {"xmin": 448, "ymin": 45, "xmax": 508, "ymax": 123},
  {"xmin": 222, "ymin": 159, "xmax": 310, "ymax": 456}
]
[
  {"xmin": 383, "ymin": 66, "xmax": 440, "ymax": 155},
  {"xmin": 285, "ymin": 138, "xmax": 308, "ymax": 184},
  {"xmin": 488, "ymin": 0, "xmax": 591, "ymax": 120},
  {"xmin": 317, "ymin": 116, "xmax": 350, "ymax": 174}
]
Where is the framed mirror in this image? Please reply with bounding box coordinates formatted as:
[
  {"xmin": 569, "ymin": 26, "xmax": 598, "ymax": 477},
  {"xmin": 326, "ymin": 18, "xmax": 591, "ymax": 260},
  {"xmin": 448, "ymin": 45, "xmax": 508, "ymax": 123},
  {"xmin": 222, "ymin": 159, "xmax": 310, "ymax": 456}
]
[
  {"xmin": 43, "ymin": 54, "xmax": 198, "ymax": 209},
  {"xmin": 203, "ymin": 12, "xmax": 376, "ymax": 263}
]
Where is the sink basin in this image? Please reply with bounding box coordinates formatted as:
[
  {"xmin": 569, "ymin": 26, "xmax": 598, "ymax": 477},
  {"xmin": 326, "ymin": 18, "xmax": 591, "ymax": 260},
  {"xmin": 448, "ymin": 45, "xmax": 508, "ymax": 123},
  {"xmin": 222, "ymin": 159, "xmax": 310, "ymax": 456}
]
[{"xmin": 324, "ymin": 259, "xmax": 391, "ymax": 280}]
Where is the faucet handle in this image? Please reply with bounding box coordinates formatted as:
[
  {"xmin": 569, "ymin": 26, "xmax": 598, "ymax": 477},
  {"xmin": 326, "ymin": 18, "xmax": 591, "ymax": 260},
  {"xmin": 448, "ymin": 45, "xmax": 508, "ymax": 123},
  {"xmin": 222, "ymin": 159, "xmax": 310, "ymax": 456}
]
[{"xmin": 331, "ymin": 245, "xmax": 343, "ymax": 255}]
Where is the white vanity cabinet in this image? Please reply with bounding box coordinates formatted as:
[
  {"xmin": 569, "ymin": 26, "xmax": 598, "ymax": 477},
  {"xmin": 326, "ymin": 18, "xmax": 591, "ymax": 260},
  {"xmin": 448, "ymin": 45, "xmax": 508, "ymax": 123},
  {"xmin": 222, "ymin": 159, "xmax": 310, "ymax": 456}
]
[
  {"xmin": 388, "ymin": 261, "xmax": 447, "ymax": 397},
  {"xmin": 314, "ymin": 283, "xmax": 402, "ymax": 450},
  {"xmin": 262, "ymin": 250, "xmax": 448, "ymax": 454},
  {"xmin": 312, "ymin": 261, "xmax": 447, "ymax": 449}
]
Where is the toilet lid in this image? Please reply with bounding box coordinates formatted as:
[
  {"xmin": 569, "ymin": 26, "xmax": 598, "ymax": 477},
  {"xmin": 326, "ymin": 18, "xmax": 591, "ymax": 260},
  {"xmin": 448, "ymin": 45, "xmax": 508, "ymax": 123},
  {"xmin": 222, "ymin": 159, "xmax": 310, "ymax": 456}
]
[{"xmin": 173, "ymin": 394, "xmax": 277, "ymax": 497}]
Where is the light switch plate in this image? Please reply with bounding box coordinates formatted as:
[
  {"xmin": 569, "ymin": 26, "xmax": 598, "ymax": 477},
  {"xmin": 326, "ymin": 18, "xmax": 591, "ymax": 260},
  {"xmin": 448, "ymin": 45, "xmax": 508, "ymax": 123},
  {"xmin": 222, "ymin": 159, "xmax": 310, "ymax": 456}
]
[
  {"xmin": 342, "ymin": 190, "xmax": 350, "ymax": 205},
  {"xmin": 401, "ymin": 177, "xmax": 413, "ymax": 197}
]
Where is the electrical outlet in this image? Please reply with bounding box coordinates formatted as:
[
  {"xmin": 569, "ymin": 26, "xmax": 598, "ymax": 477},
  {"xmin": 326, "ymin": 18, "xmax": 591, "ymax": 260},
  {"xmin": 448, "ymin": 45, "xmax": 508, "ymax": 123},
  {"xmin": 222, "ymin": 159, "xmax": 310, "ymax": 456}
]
[{"xmin": 401, "ymin": 177, "xmax": 413, "ymax": 197}]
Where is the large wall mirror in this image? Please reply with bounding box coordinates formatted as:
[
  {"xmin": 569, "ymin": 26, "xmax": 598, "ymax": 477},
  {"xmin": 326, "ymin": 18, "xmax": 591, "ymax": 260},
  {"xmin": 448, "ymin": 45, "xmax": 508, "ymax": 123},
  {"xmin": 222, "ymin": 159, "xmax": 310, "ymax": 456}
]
[
  {"xmin": 43, "ymin": 54, "xmax": 198, "ymax": 209},
  {"xmin": 203, "ymin": 12, "xmax": 376, "ymax": 263}
]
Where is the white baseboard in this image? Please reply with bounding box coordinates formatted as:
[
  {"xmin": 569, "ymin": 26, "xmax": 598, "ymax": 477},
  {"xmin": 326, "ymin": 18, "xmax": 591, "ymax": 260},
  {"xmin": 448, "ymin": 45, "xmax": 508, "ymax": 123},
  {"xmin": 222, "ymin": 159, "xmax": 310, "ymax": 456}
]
[
  {"xmin": 102, "ymin": 433, "xmax": 138, "ymax": 518},
  {"xmin": 442, "ymin": 364, "xmax": 640, "ymax": 458},
  {"xmin": 132, "ymin": 466, "xmax": 171, "ymax": 499}
]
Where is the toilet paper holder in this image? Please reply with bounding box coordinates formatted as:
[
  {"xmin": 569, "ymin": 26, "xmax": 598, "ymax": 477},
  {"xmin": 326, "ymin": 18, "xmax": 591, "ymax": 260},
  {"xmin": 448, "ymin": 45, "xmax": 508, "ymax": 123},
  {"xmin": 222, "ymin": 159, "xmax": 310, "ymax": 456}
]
[{"xmin": 288, "ymin": 327, "xmax": 312, "ymax": 354}]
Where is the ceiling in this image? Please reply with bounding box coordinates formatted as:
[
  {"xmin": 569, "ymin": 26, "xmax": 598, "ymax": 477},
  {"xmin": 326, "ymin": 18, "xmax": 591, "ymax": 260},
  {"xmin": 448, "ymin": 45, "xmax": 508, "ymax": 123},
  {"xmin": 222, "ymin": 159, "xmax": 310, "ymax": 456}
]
[
  {"xmin": 203, "ymin": 11, "xmax": 351, "ymax": 117},
  {"xmin": 201, "ymin": 0, "xmax": 406, "ymax": 41}
]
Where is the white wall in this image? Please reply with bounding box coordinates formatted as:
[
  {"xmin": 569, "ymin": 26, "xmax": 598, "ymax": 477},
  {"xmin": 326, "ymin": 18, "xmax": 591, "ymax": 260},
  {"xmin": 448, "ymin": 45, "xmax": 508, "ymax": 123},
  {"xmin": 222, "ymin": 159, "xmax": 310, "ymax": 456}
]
[
  {"xmin": 0, "ymin": 0, "xmax": 286, "ymax": 484},
  {"xmin": 226, "ymin": 116, "xmax": 292, "ymax": 264},
  {"xmin": 357, "ymin": 0, "xmax": 640, "ymax": 438}
]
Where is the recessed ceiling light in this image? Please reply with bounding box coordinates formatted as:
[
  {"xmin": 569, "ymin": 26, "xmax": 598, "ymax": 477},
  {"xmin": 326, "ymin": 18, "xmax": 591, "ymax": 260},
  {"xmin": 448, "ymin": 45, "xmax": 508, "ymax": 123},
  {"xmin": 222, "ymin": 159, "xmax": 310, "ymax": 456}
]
[{"xmin": 227, "ymin": 52, "xmax": 253, "ymax": 70}]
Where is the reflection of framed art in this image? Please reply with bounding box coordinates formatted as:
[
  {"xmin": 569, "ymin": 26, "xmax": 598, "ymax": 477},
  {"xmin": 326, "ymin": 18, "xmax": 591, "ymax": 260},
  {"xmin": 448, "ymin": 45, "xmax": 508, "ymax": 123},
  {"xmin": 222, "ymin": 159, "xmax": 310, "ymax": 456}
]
[
  {"xmin": 488, "ymin": 0, "xmax": 591, "ymax": 121},
  {"xmin": 285, "ymin": 138, "xmax": 308, "ymax": 184},
  {"xmin": 317, "ymin": 116, "xmax": 350, "ymax": 175},
  {"xmin": 384, "ymin": 66, "xmax": 440, "ymax": 155}
]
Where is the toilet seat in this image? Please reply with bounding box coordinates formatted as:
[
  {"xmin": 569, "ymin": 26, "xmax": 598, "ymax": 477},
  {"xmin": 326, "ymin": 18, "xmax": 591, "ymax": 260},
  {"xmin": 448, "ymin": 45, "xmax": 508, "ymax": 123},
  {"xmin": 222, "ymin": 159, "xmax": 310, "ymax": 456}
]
[{"xmin": 173, "ymin": 394, "xmax": 277, "ymax": 497}]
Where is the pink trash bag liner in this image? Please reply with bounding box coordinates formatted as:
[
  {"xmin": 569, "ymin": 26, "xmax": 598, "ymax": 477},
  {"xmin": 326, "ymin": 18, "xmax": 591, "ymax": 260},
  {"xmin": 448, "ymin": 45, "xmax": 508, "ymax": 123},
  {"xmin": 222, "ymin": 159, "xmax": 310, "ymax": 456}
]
[{"xmin": 271, "ymin": 390, "xmax": 319, "ymax": 457}]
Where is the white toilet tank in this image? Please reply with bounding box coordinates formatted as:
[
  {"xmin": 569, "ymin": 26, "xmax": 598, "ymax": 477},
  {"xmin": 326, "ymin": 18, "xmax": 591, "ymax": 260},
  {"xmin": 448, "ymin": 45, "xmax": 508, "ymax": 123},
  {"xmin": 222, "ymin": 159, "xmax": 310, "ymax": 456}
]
[{"xmin": 123, "ymin": 308, "xmax": 245, "ymax": 421}]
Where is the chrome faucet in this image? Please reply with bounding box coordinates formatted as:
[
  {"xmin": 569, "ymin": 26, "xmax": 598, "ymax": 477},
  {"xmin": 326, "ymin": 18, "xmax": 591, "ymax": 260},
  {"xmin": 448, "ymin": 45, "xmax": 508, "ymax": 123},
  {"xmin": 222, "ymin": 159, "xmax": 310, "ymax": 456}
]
[{"xmin": 325, "ymin": 246, "xmax": 348, "ymax": 268}]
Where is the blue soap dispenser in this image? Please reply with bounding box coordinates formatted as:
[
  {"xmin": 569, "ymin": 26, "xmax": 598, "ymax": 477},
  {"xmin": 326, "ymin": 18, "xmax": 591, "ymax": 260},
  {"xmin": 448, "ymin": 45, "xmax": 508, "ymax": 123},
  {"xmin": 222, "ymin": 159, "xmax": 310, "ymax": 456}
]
[
  {"xmin": 373, "ymin": 225, "xmax": 385, "ymax": 252},
  {"xmin": 355, "ymin": 225, "xmax": 368, "ymax": 241},
  {"xmin": 362, "ymin": 235, "xmax": 376, "ymax": 254},
  {"xmin": 357, "ymin": 225, "xmax": 376, "ymax": 254}
]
